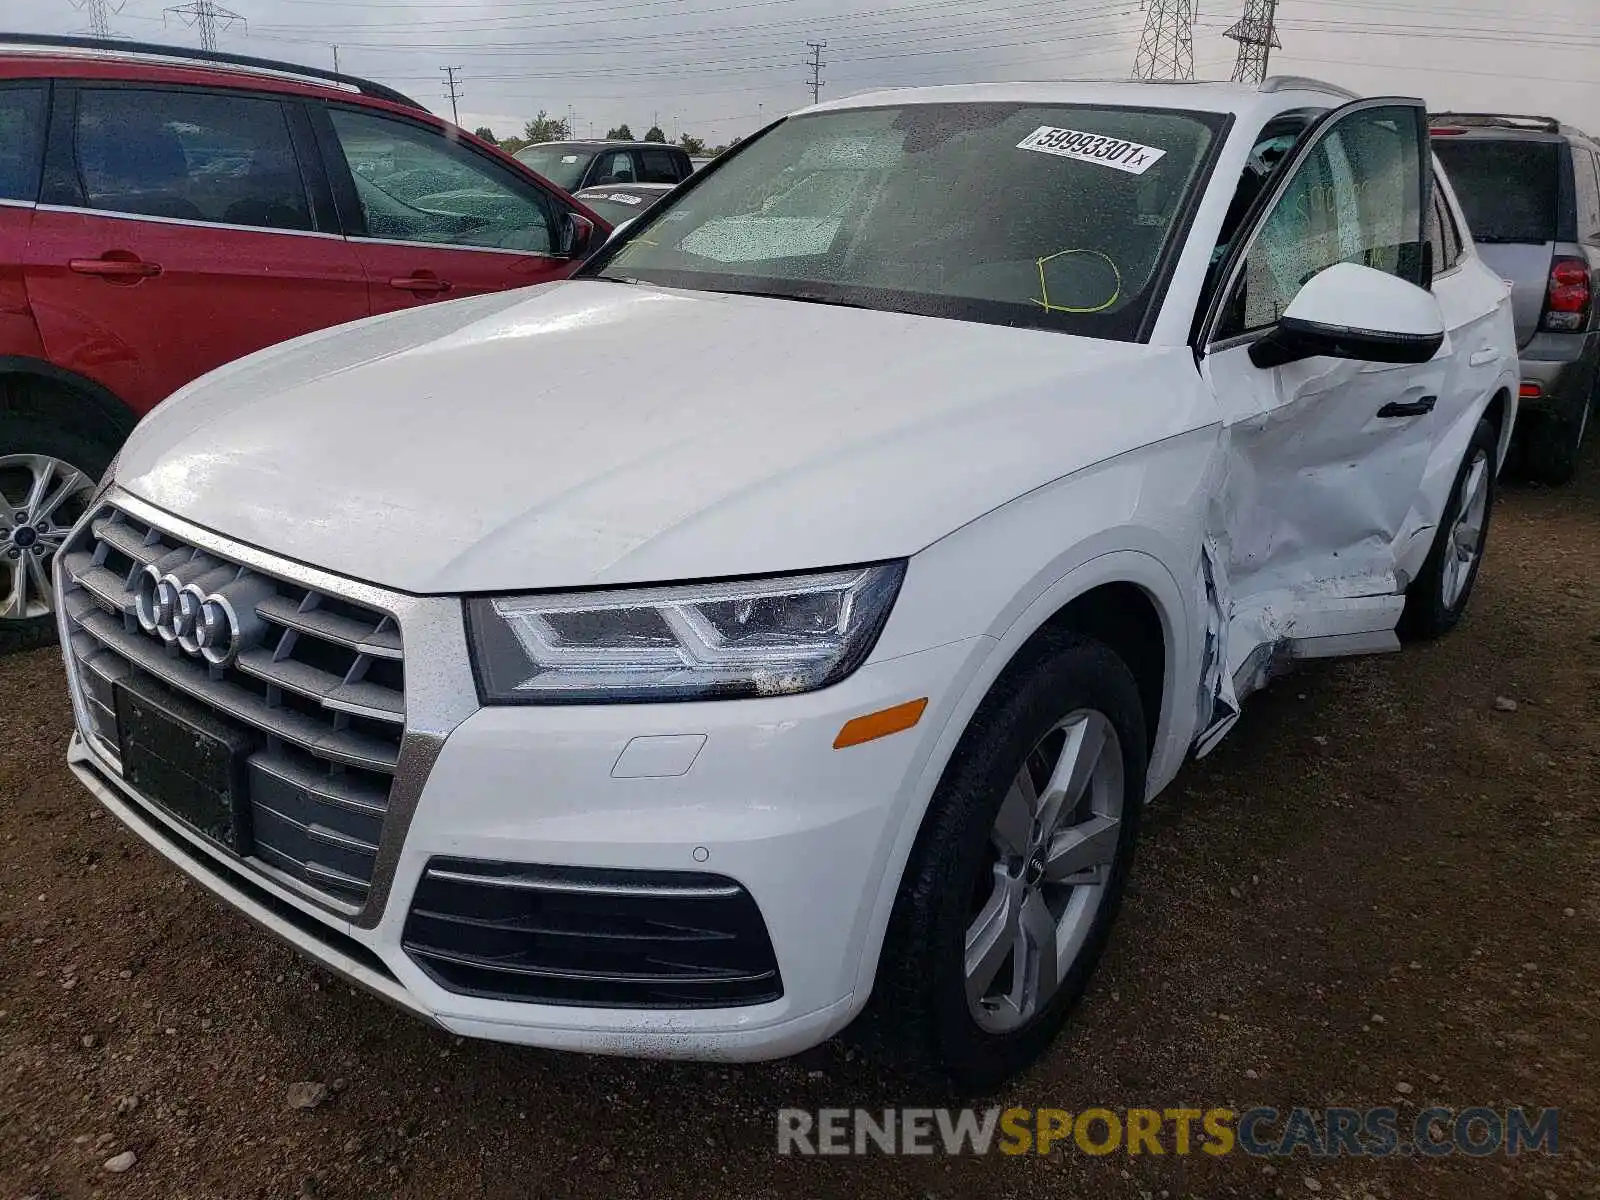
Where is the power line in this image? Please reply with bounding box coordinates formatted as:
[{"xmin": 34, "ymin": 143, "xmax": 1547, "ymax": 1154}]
[
  {"xmin": 805, "ymin": 39, "xmax": 826, "ymax": 104},
  {"xmin": 441, "ymin": 65, "xmax": 464, "ymax": 124},
  {"xmin": 163, "ymin": 0, "xmax": 245, "ymax": 52},
  {"xmin": 1132, "ymin": 0, "xmax": 1196, "ymax": 80},
  {"xmin": 67, "ymin": 0, "xmax": 125, "ymax": 39},
  {"xmin": 1225, "ymin": 0, "xmax": 1282, "ymax": 83}
]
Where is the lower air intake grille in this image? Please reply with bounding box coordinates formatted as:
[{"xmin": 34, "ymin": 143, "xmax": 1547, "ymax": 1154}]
[
  {"xmin": 401, "ymin": 860, "xmax": 784, "ymax": 1008},
  {"xmin": 59, "ymin": 504, "xmax": 405, "ymax": 910}
]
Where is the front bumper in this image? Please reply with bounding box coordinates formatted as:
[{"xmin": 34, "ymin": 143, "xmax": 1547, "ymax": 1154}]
[{"xmin": 65, "ymin": 629, "xmax": 987, "ymax": 1060}]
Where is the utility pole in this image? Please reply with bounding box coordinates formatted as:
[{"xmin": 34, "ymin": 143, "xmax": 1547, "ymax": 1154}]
[
  {"xmin": 1225, "ymin": 0, "xmax": 1282, "ymax": 84},
  {"xmin": 1131, "ymin": 0, "xmax": 1196, "ymax": 81},
  {"xmin": 805, "ymin": 40, "xmax": 827, "ymax": 105},
  {"xmin": 330, "ymin": 44, "xmax": 339, "ymax": 73},
  {"xmin": 441, "ymin": 65, "xmax": 464, "ymax": 126},
  {"xmin": 163, "ymin": 0, "xmax": 244, "ymax": 52},
  {"xmin": 68, "ymin": 0, "xmax": 124, "ymax": 39}
]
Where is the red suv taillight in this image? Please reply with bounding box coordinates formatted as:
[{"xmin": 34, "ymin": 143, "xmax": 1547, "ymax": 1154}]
[{"xmin": 1542, "ymin": 256, "xmax": 1593, "ymax": 333}]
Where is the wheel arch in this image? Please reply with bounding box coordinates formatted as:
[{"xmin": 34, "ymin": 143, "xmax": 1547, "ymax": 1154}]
[
  {"xmin": 1482, "ymin": 385, "xmax": 1515, "ymax": 470},
  {"xmin": 844, "ymin": 546, "xmax": 1198, "ymax": 1012},
  {"xmin": 0, "ymin": 356, "xmax": 140, "ymax": 446}
]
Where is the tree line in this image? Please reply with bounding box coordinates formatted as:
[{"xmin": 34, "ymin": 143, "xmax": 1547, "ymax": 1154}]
[{"xmin": 472, "ymin": 111, "xmax": 740, "ymax": 157}]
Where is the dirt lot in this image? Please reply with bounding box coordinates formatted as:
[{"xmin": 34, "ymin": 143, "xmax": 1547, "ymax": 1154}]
[{"xmin": 2, "ymin": 452, "xmax": 1597, "ymax": 1200}]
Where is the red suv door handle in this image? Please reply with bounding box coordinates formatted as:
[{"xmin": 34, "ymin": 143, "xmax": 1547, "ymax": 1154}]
[
  {"xmin": 69, "ymin": 253, "xmax": 162, "ymax": 281},
  {"xmin": 388, "ymin": 272, "xmax": 452, "ymax": 295}
]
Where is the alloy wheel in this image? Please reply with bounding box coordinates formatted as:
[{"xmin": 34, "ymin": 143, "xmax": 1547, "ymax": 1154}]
[
  {"xmin": 0, "ymin": 454, "xmax": 96, "ymax": 622},
  {"xmin": 1440, "ymin": 448, "xmax": 1490, "ymax": 611},
  {"xmin": 965, "ymin": 708, "xmax": 1125, "ymax": 1034}
]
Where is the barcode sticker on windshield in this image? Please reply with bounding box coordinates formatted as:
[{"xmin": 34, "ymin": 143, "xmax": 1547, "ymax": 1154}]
[{"xmin": 1017, "ymin": 127, "xmax": 1167, "ymax": 175}]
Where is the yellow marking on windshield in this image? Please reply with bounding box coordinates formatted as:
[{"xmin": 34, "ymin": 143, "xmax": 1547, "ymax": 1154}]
[{"xmin": 1030, "ymin": 249, "xmax": 1123, "ymax": 315}]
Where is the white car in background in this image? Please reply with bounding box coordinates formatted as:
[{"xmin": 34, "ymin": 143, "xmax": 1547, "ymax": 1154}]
[{"xmin": 57, "ymin": 78, "xmax": 1516, "ymax": 1089}]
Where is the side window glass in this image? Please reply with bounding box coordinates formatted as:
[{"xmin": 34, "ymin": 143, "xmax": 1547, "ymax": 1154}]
[
  {"xmin": 1426, "ymin": 190, "xmax": 1462, "ymax": 275},
  {"xmin": 592, "ymin": 151, "xmax": 635, "ymax": 185},
  {"xmin": 330, "ymin": 108, "xmax": 555, "ymax": 253},
  {"xmin": 0, "ymin": 87, "xmax": 46, "ymax": 203},
  {"xmin": 1221, "ymin": 105, "xmax": 1424, "ymax": 338},
  {"xmin": 76, "ymin": 89, "xmax": 312, "ymax": 230},
  {"xmin": 1573, "ymin": 149, "xmax": 1600, "ymax": 242},
  {"xmin": 1438, "ymin": 191, "xmax": 1464, "ymax": 269},
  {"xmin": 639, "ymin": 149, "xmax": 684, "ymax": 184}
]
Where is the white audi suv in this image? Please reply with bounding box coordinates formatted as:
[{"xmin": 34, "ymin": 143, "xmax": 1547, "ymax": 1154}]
[{"xmin": 57, "ymin": 79, "xmax": 1517, "ymax": 1088}]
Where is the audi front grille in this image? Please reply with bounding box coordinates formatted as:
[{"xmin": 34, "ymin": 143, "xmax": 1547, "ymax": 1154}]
[{"xmin": 58, "ymin": 503, "xmax": 405, "ymax": 910}]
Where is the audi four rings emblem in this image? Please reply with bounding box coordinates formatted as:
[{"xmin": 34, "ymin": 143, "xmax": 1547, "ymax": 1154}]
[{"xmin": 135, "ymin": 559, "xmax": 271, "ymax": 667}]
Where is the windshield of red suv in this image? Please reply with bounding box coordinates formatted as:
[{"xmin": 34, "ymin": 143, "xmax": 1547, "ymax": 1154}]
[
  {"xmin": 515, "ymin": 145, "xmax": 594, "ymax": 190},
  {"xmin": 589, "ymin": 103, "xmax": 1225, "ymax": 341}
]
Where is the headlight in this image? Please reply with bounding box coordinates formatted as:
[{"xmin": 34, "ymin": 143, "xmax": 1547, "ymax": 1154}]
[{"xmin": 467, "ymin": 562, "xmax": 905, "ymax": 704}]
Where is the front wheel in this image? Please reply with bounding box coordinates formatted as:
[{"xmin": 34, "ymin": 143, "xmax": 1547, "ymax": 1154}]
[
  {"xmin": 860, "ymin": 632, "xmax": 1148, "ymax": 1091},
  {"xmin": 1, "ymin": 395, "xmax": 123, "ymax": 654},
  {"xmin": 1400, "ymin": 417, "xmax": 1499, "ymax": 640}
]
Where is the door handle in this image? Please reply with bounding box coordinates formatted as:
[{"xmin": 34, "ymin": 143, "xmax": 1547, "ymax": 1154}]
[
  {"xmin": 69, "ymin": 255, "xmax": 161, "ymax": 280},
  {"xmin": 1377, "ymin": 396, "xmax": 1438, "ymax": 419},
  {"xmin": 1469, "ymin": 350, "xmax": 1500, "ymax": 367},
  {"xmin": 388, "ymin": 272, "xmax": 452, "ymax": 295}
]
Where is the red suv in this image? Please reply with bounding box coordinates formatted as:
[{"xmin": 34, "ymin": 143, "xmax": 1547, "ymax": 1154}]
[{"xmin": 0, "ymin": 35, "xmax": 608, "ymax": 649}]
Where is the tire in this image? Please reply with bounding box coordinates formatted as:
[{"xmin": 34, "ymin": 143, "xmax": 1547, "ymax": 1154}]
[
  {"xmin": 1, "ymin": 379, "xmax": 131, "ymax": 655},
  {"xmin": 1399, "ymin": 417, "xmax": 1499, "ymax": 641},
  {"xmin": 858, "ymin": 631, "xmax": 1148, "ymax": 1092},
  {"xmin": 1521, "ymin": 397, "xmax": 1589, "ymax": 486}
]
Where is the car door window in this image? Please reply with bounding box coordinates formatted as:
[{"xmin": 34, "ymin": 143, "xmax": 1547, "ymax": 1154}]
[
  {"xmin": 0, "ymin": 87, "xmax": 46, "ymax": 203},
  {"xmin": 1429, "ymin": 188, "xmax": 1465, "ymax": 273},
  {"xmin": 638, "ymin": 148, "xmax": 685, "ymax": 184},
  {"xmin": 1572, "ymin": 148, "xmax": 1600, "ymax": 243},
  {"xmin": 76, "ymin": 88, "xmax": 313, "ymax": 230},
  {"xmin": 1220, "ymin": 104, "xmax": 1426, "ymax": 338},
  {"xmin": 590, "ymin": 150, "xmax": 635, "ymax": 186},
  {"xmin": 329, "ymin": 107, "xmax": 556, "ymax": 253}
]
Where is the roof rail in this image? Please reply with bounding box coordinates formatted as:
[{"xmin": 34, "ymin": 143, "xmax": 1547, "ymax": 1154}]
[
  {"xmin": 1428, "ymin": 112, "xmax": 1562, "ymax": 134},
  {"xmin": 0, "ymin": 32, "xmax": 424, "ymax": 111},
  {"xmin": 1261, "ymin": 75, "xmax": 1359, "ymax": 100}
]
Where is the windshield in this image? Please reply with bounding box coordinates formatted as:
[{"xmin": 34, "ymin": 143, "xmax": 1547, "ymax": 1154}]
[
  {"xmin": 591, "ymin": 103, "xmax": 1224, "ymax": 339},
  {"xmin": 1433, "ymin": 139, "xmax": 1560, "ymax": 243},
  {"xmin": 515, "ymin": 146, "xmax": 593, "ymax": 190}
]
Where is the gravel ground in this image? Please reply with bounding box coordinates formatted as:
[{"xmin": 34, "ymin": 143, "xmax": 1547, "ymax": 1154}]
[{"xmin": 2, "ymin": 451, "xmax": 1597, "ymax": 1200}]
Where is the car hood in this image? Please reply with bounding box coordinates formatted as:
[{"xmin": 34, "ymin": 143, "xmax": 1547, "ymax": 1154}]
[{"xmin": 118, "ymin": 281, "xmax": 1207, "ymax": 594}]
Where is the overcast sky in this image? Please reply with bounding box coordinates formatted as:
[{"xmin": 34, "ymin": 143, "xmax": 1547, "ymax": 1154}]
[{"xmin": 8, "ymin": 0, "xmax": 1596, "ymax": 145}]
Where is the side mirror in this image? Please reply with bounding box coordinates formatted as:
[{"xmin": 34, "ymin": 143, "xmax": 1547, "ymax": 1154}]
[
  {"xmin": 560, "ymin": 212, "xmax": 598, "ymax": 259},
  {"xmin": 1250, "ymin": 261, "xmax": 1445, "ymax": 369}
]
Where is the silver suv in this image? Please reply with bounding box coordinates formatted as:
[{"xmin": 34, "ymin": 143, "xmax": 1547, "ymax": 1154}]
[{"xmin": 1431, "ymin": 113, "xmax": 1600, "ymax": 483}]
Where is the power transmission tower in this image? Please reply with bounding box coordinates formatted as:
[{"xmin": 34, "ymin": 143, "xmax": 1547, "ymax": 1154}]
[
  {"xmin": 1225, "ymin": 0, "xmax": 1282, "ymax": 84},
  {"xmin": 163, "ymin": 0, "xmax": 244, "ymax": 52},
  {"xmin": 441, "ymin": 66, "xmax": 464, "ymax": 126},
  {"xmin": 1131, "ymin": 0, "xmax": 1196, "ymax": 81},
  {"xmin": 805, "ymin": 40, "xmax": 827, "ymax": 105},
  {"xmin": 68, "ymin": 0, "xmax": 125, "ymax": 39}
]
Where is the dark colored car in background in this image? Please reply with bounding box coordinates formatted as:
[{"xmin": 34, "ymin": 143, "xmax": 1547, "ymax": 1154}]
[
  {"xmin": 513, "ymin": 141, "xmax": 694, "ymax": 193},
  {"xmin": 571, "ymin": 181, "xmax": 674, "ymax": 226},
  {"xmin": 1432, "ymin": 112, "xmax": 1600, "ymax": 483},
  {"xmin": 0, "ymin": 35, "xmax": 609, "ymax": 650}
]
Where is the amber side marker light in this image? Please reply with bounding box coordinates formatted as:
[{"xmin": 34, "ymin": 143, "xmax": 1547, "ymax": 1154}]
[{"xmin": 833, "ymin": 698, "xmax": 929, "ymax": 750}]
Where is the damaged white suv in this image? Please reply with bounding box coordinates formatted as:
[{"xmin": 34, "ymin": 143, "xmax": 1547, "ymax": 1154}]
[{"xmin": 57, "ymin": 79, "xmax": 1516, "ymax": 1088}]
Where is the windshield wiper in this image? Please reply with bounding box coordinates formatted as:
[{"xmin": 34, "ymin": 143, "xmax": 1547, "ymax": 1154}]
[{"xmin": 699, "ymin": 286, "xmax": 871, "ymax": 310}]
